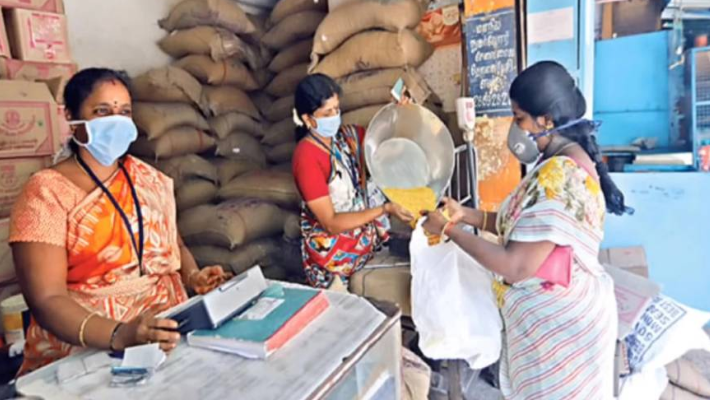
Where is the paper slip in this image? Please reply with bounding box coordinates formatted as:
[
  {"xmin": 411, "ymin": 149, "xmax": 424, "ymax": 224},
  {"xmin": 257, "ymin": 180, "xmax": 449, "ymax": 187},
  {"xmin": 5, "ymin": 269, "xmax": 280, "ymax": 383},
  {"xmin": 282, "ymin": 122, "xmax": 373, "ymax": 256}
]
[{"xmin": 122, "ymin": 343, "xmax": 166, "ymax": 370}]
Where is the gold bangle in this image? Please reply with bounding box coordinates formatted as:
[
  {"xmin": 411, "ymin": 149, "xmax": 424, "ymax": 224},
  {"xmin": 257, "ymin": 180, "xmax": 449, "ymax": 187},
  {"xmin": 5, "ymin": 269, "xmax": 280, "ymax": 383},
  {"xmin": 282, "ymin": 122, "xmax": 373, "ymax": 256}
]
[
  {"xmin": 481, "ymin": 210, "xmax": 488, "ymax": 231},
  {"xmin": 79, "ymin": 311, "xmax": 100, "ymax": 348}
]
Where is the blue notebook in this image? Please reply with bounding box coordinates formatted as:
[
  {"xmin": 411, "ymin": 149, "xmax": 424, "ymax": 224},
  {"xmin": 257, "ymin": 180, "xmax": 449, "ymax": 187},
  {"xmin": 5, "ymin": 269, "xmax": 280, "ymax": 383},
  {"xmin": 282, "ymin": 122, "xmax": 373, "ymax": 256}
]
[{"xmin": 187, "ymin": 285, "xmax": 329, "ymax": 359}]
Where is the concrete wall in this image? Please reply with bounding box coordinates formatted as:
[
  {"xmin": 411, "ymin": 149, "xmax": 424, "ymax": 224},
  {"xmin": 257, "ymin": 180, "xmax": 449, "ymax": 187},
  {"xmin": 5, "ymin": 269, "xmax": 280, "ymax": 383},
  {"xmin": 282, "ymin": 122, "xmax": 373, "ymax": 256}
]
[
  {"xmin": 64, "ymin": 0, "xmax": 182, "ymax": 77},
  {"xmin": 604, "ymin": 172, "xmax": 710, "ymax": 312}
]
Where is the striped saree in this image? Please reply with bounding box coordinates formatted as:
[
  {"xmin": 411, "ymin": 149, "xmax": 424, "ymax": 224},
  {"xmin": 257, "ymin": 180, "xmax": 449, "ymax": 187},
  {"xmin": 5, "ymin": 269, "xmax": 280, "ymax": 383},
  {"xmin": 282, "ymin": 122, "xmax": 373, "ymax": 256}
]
[{"xmin": 495, "ymin": 156, "xmax": 617, "ymax": 400}]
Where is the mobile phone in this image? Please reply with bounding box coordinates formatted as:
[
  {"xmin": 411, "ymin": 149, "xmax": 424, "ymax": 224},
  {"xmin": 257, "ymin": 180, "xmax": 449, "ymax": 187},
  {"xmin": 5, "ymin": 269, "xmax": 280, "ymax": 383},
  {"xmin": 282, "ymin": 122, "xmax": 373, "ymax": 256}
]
[{"xmin": 391, "ymin": 78, "xmax": 405, "ymax": 102}]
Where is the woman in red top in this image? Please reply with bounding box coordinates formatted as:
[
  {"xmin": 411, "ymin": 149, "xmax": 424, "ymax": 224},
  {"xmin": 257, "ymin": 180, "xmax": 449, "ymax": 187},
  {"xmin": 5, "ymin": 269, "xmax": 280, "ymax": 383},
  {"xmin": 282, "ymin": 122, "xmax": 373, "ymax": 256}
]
[{"xmin": 292, "ymin": 74, "xmax": 413, "ymax": 290}]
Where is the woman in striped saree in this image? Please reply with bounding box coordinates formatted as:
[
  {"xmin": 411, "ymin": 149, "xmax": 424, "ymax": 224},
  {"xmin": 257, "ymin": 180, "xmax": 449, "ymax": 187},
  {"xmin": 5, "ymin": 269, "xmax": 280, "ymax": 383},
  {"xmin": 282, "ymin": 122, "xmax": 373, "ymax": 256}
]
[{"xmin": 423, "ymin": 61, "xmax": 632, "ymax": 399}]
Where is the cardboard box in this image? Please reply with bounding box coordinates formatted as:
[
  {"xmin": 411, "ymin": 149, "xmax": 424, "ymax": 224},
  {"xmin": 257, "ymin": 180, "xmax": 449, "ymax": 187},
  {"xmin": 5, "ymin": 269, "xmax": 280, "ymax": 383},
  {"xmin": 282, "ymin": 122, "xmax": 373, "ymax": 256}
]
[
  {"xmin": 599, "ymin": 246, "xmax": 649, "ymax": 278},
  {"xmin": 0, "ymin": 219, "xmax": 13, "ymax": 284},
  {"xmin": 0, "ymin": 80, "xmax": 60, "ymax": 158},
  {"xmin": 0, "ymin": 58, "xmax": 76, "ymax": 103},
  {"xmin": 0, "ymin": 0, "xmax": 63, "ymax": 13},
  {"xmin": 0, "ymin": 10, "xmax": 9, "ymax": 58},
  {"xmin": 0, "ymin": 157, "xmax": 48, "ymax": 218},
  {"xmin": 56, "ymin": 104, "xmax": 69, "ymax": 144},
  {"xmin": 5, "ymin": 8, "xmax": 71, "ymax": 64},
  {"xmin": 603, "ymin": 263, "xmax": 659, "ymax": 340}
]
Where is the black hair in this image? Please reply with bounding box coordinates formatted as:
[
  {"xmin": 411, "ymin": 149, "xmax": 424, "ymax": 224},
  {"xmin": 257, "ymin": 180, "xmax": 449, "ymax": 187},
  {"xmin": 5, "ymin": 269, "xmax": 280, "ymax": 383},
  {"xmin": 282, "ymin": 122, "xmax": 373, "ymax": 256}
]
[
  {"xmin": 64, "ymin": 68, "xmax": 132, "ymax": 152},
  {"xmin": 509, "ymin": 61, "xmax": 629, "ymax": 216},
  {"xmin": 293, "ymin": 73, "xmax": 342, "ymax": 142}
]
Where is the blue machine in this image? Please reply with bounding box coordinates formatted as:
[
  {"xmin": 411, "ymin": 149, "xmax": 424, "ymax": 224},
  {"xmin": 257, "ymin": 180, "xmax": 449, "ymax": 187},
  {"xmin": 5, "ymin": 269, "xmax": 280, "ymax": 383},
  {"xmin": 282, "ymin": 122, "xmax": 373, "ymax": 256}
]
[{"xmin": 594, "ymin": 31, "xmax": 683, "ymax": 150}]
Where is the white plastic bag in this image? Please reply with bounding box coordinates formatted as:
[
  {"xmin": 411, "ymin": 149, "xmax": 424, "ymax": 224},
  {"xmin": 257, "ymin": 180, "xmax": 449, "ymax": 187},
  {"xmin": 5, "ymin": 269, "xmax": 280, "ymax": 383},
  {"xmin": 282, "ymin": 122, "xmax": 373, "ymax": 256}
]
[
  {"xmin": 410, "ymin": 223, "xmax": 502, "ymax": 369},
  {"xmin": 619, "ymin": 367, "xmax": 669, "ymax": 400}
]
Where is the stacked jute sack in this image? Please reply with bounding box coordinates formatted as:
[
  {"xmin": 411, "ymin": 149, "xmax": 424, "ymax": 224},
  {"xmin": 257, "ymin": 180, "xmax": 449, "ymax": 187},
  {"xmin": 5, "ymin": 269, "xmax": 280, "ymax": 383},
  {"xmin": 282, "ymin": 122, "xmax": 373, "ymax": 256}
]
[
  {"xmin": 250, "ymin": 0, "xmax": 327, "ymax": 170},
  {"xmin": 127, "ymin": 0, "xmax": 304, "ymax": 281},
  {"xmin": 308, "ymin": 0, "xmax": 437, "ymax": 127}
]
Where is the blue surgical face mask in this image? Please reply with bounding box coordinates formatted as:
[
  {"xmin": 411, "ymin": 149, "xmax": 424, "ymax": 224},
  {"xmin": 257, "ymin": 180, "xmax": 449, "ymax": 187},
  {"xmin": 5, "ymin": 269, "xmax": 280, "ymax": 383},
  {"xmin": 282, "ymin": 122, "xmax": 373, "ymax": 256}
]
[
  {"xmin": 312, "ymin": 114, "xmax": 341, "ymax": 138},
  {"xmin": 70, "ymin": 115, "xmax": 138, "ymax": 166}
]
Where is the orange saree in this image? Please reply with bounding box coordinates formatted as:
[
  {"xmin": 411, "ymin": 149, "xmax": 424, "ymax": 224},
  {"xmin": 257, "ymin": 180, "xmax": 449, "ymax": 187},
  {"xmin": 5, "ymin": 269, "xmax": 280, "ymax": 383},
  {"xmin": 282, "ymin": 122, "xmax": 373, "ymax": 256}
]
[{"xmin": 9, "ymin": 156, "xmax": 187, "ymax": 374}]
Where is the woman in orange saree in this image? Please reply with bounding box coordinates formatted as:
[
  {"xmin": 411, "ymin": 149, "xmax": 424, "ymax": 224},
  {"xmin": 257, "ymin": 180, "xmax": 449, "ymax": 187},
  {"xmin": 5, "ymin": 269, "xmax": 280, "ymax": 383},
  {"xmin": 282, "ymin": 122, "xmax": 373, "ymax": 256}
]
[{"xmin": 9, "ymin": 68, "xmax": 231, "ymax": 375}]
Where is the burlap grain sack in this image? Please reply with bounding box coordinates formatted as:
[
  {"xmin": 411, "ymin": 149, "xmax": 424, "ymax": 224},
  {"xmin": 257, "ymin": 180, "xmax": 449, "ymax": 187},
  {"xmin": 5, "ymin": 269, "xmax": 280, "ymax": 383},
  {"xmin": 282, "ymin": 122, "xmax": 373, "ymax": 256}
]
[
  {"xmin": 131, "ymin": 127, "xmax": 215, "ymax": 160},
  {"xmin": 262, "ymin": 265, "xmax": 288, "ymax": 280},
  {"xmin": 269, "ymin": 163, "xmax": 293, "ymax": 172},
  {"xmin": 246, "ymin": 13, "xmax": 269, "ymax": 41},
  {"xmin": 402, "ymin": 347, "xmax": 432, "ymax": 400},
  {"xmin": 219, "ymin": 170, "xmax": 300, "ymax": 208},
  {"xmin": 176, "ymin": 179, "xmax": 218, "ymax": 211},
  {"xmin": 159, "ymin": 0, "xmax": 256, "ymax": 34},
  {"xmin": 251, "ymin": 92, "xmax": 274, "ymax": 116},
  {"xmin": 265, "ymin": 63, "xmax": 308, "ymax": 98},
  {"xmin": 253, "ymin": 68, "xmax": 275, "ymax": 90},
  {"xmin": 269, "ymin": 0, "xmax": 327, "ymax": 27},
  {"xmin": 661, "ymin": 384, "xmax": 709, "ymax": 400},
  {"xmin": 266, "ymin": 142, "xmax": 296, "ymax": 164},
  {"xmin": 157, "ymin": 154, "xmax": 218, "ymax": 185},
  {"xmin": 338, "ymin": 67, "xmax": 431, "ymax": 110},
  {"xmin": 283, "ymin": 213, "xmax": 300, "ymax": 240},
  {"xmin": 269, "ymin": 39, "xmax": 313, "ymax": 73},
  {"xmin": 158, "ymin": 26, "xmax": 261, "ymax": 67},
  {"xmin": 215, "ymin": 133, "xmax": 267, "ymax": 166},
  {"xmin": 264, "ymin": 95, "xmax": 294, "ymax": 122},
  {"xmin": 204, "ymin": 86, "xmax": 260, "ymax": 118},
  {"xmin": 262, "ymin": 11, "xmax": 325, "ymax": 50},
  {"xmin": 312, "ymin": 0, "xmax": 423, "ymax": 57},
  {"xmin": 179, "ymin": 199, "xmax": 287, "ymax": 249},
  {"xmin": 190, "ymin": 238, "xmax": 281, "ymax": 274},
  {"xmin": 349, "ymin": 266, "xmax": 412, "ymax": 315},
  {"xmin": 262, "ymin": 118, "xmax": 295, "ymax": 146},
  {"xmin": 210, "ymin": 112, "xmax": 266, "ymax": 139},
  {"xmin": 311, "ymin": 30, "xmax": 433, "ymax": 78},
  {"xmin": 342, "ymin": 104, "xmax": 386, "ymax": 127},
  {"xmin": 665, "ymin": 358, "xmax": 710, "ymax": 398},
  {"xmin": 133, "ymin": 103, "xmax": 209, "ymax": 140},
  {"xmin": 215, "ymin": 158, "xmax": 261, "ymax": 185},
  {"xmin": 132, "ymin": 67, "xmax": 209, "ymax": 114},
  {"xmin": 174, "ymin": 55, "xmax": 259, "ymax": 90}
]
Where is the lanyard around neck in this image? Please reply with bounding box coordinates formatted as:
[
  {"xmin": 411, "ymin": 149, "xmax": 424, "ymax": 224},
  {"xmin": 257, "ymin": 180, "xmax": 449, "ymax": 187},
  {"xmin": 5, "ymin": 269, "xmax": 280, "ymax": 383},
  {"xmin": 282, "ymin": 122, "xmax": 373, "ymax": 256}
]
[
  {"xmin": 309, "ymin": 132, "xmax": 360, "ymax": 191},
  {"xmin": 75, "ymin": 156, "xmax": 145, "ymax": 275}
]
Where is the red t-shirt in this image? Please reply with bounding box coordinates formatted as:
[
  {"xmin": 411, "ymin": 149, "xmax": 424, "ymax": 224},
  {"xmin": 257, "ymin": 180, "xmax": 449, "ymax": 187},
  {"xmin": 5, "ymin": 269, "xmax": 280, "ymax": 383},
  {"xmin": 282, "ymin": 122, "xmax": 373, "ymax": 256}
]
[{"xmin": 292, "ymin": 126, "xmax": 365, "ymax": 202}]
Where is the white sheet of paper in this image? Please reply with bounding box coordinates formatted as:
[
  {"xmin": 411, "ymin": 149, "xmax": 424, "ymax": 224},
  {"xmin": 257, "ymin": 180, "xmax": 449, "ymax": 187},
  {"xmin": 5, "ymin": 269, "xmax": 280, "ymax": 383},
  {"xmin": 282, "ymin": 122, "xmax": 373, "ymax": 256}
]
[
  {"xmin": 122, "ymin": 343, "xmax": 166, "ymax": 369},
  {"xmin": 527, "ymin": 7, "xmax": 574, "ymax": 44}
]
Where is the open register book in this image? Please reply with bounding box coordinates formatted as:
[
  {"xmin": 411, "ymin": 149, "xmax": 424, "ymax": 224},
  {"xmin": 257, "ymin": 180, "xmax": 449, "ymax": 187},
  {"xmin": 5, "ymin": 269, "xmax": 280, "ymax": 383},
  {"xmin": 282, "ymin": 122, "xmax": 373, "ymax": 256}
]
[{"xmin": 187, "ymin": 285, "xmax": 330, "ymax": 359}]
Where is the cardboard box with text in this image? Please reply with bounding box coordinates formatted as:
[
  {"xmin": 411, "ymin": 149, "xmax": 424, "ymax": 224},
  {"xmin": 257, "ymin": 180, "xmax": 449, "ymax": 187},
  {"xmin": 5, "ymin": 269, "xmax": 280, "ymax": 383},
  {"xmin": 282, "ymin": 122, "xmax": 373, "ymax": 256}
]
[
  {"xmin": 0, "ymin": 58, "xmax": 76, "ymax": 103},
  {"xmin": 0, "ymin": 79, "xmax": 60, "ymax": 158},
  {"xmin": 0, "ymin": 0, "xmax": 63, "ymax": 13},
  {"xmin": 5, "ymin": 8, "xmax": 71, "ymax": 63}
]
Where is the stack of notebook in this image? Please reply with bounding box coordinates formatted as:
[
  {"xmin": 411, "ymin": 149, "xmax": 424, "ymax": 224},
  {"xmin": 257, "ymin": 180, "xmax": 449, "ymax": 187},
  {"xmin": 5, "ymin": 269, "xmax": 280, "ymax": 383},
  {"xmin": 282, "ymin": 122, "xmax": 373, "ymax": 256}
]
[{"xmin": 187, "ymin": 285, "xmax": 330, "ymax": 359}]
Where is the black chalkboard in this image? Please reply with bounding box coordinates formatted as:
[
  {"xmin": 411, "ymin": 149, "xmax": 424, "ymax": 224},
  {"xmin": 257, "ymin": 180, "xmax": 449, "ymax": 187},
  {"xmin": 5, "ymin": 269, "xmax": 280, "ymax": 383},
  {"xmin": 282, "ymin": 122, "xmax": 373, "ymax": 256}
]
[{"xmin": 464, "ymin": 8, "xmax": 518, "ymax": 117}]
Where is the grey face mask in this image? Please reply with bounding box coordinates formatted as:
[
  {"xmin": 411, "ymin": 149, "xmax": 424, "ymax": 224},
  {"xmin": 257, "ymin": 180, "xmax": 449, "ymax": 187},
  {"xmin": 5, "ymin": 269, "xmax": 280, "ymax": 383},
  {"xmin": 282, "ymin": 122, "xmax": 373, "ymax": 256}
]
[
  {"xmin": 507, "ymin": 123, "xmax": 542, "ymax": 164},
  {"xmin": 507, "ymin": 119, "xmax": 586, "ymax": 164}
]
